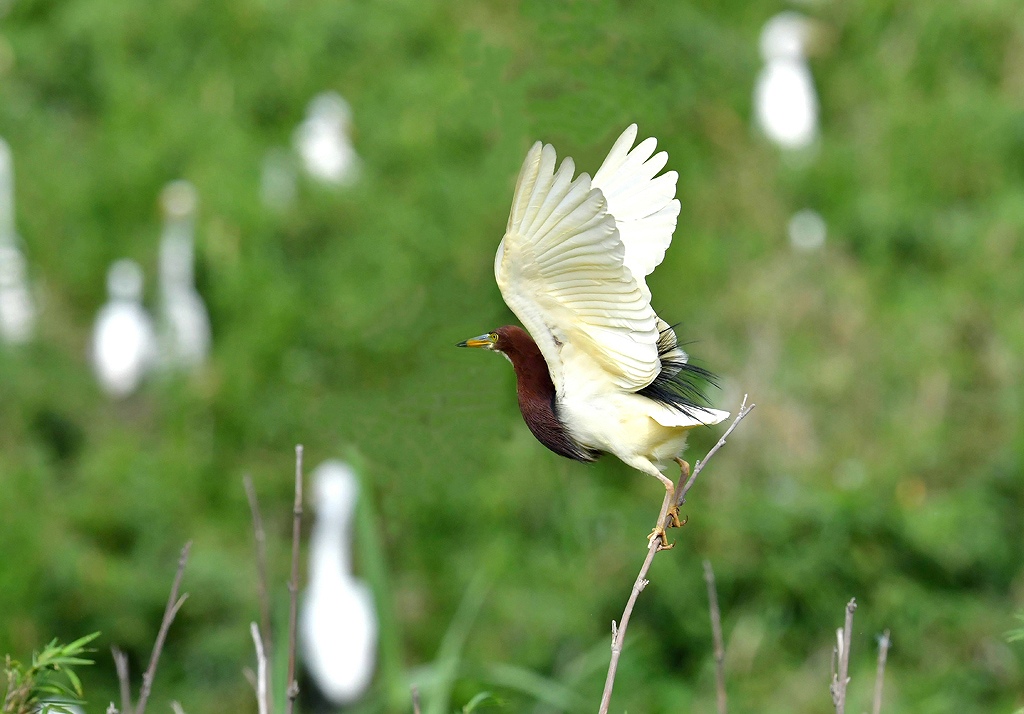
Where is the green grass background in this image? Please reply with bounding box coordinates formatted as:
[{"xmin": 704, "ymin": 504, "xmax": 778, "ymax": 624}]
[{"xmin": 1, "ymin": 0, "xmax": 1023, "ymax": 711}]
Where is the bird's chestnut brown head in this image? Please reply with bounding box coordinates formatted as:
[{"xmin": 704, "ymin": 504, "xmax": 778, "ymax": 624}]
[{"xmin": 456, "ymin": 325, "xmax": 536, "ymax": 357}]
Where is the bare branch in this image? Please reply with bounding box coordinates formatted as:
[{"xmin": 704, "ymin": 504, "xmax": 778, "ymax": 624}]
[
  {"xmin": 136, "ymin": 541, "xmax": 192, "ymax": 714},
  {"xmin": 411, "ymin": 686, "xmax": 422, "ymax": 714},
  {"xmin": 170, "ymin": 702, "xmax": 187, "ymax": 714},
  {"xmin": 250, "ymin": 622, "xmax": 269, "ymax": 714},
  {"xmin": 111, "ymin": 646, "xmax": 132, "ymax": 714},
  {"xmin": 676, "ymin": 395, "xmax": 755, "ymax": 507},
  {"xmin": 244, "ymin": 474, "xmax": 274, "ymax": 714},
  {"xmin": 285, "ymin": 445, "xmax": 305, "ymax": 714},
  {"xmin": 871, "ymin": 630, "xmax": 891, "ymax": 714},
  {"xmin": 598, "ymin": 398, "xmax": 753, "ymax": 714},
  {"xmin": 703, "ymin": 560, "xmax": 727, "ymax": 714},
  {"xmin": 831, "ymin": 598, "xmax": 857, "ymax": 714}
]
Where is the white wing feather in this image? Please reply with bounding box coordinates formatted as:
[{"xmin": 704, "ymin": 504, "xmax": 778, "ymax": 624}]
[
  {"xmin": 495, "ymin": 141, "xmax": 660, "ymax": 393},
  {"xmin": 592, "ymin": 124, "xmax": 681, "ymax": 298}
]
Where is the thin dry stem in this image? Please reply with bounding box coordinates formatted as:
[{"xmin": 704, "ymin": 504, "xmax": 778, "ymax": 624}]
[
  {"xmin": 244, "ymin": 473, "xmax": 274, "ymax": 714},
  {"xmin": 597, "ymin": 397, "xmax": 754, "ymax": 714},
  {"xmin": 135, "ymin": 541, "xmax": 192, "ymax": 714},
  {"xmin": 170, "ymin": 702, "xmax": 187, "ymax": 714},
  {"xmin": 872, "ymin": 630, "xmax": 891, "ymax": 714},
  {"xmin": 412, "ymin": 686, "xmax": 422, "ymax": 714},
  {"xmin": 106, "ymin": 704, "xmax": 119, "ymax": 714},
  {"xmin": 111, "ymin": 646, "xmax": 132, "ymax": 714},
  {"xmin": 703, "ymin": 560, "xmax": 727, "ymax": 714},
  {"xmin": 285, "ymin": 445, "xmax": 305, "ymax": 714},
  {"xmin": 676, "ymin": 395, "xmax": 754, "ymax": 508},
  {"xmin": 831, "ymin": 598, "xmax": 857, "ymax": 714},
  {"xmin": 250, "ymin": 622, "xmax": 269, "ymax": 714}
]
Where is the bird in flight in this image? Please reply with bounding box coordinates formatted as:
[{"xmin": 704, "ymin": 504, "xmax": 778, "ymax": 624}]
[{"xmin": 459, "ymin": 125, "xmax": 728, "ymax": 546}]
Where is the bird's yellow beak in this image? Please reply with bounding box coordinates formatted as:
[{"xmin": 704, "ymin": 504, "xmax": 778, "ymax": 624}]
[{"xmin": 457, "ymin": 333, "xmax": 495, "ymax": 349}]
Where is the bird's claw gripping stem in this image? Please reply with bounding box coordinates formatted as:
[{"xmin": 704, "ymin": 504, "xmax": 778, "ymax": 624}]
[{"xmin": 648, "ymin": 459, "xmax": 693, "ymax": 550}]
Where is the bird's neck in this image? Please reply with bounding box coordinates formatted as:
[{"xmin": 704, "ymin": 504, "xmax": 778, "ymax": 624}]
[
  {"xmin": 500, "ymin": 326, "xmax": 596, "ymax": 462},
  {"xmin": 501, "ymin": 328, "xmax": 555, "ymax": 406},
  {"xmin": 309, "ymin": 508, "xmax": 354, "ymax": 589}
]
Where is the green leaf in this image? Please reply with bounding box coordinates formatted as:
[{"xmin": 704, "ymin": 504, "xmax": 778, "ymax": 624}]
[
  {"xmin": 461, "ymin": 691, "xmax": 496, "ymax": 712},
  {"xmin": 64, "ymin": 666, "xmax": 84, "ymax": 697}
]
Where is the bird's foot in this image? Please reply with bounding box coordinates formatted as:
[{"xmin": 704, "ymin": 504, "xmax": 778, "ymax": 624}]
[
  {"xmin": 666, "ymin": 503, "xmax": 688, "ymax": 530},
  {"xmin": 648, "ymin": 525, "xmax": 674, "ymax": 551}
]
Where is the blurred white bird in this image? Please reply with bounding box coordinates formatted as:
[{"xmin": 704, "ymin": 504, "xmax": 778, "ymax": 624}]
[
  {"xmin": 300, "ymin": 460, "xmax": 378, "ymax": 705},
  {"xmin": 754, "ymin": 12, "xmax": 819, "ymax": 151},
  {"xmin": 293, "ymin": 92, "xmax": 361, "ymax": 186},
  {"xmin": 90, "ymin": 259, "xmax": 157, "ymax": 397},
  {"xmin": 0, "ymin": 137, "xmax": 36, "ymax": 345},
  {"xmin": 157, "ymin": 180, "xmax": 210, "ymax": 369}
]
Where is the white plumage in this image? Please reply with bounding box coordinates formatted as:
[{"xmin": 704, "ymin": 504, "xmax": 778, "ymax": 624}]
[
  {"xmin": 754, "ymin": 12, "xmax": 819, "ymax": 151},
  {"xmin": 157, "ymin": 180, "xmax": 211, "ymax": 369},
  {"xmin": 300, "ymin": 460, "xmax": 378, "ymax": 705},
  {"xmin": 294, "ymin": 92, "xmax": 361, "ymax": 186},
  {"xmin": 494, "ymin": 125, "xmax": 728, "ymax": 484},
  {"xmin": 90, "ymin": 259, "xmax": 157, "ymax": 397},
  {"xmin": 0, "ymin": 137, "xmax": 36, "ymax": 346}
]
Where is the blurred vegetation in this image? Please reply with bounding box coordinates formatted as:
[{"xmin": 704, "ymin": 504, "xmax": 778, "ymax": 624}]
[
  {"xmin": 1, "ymin": 0, "xmax": 1023, "ymax": 712},
  {"xmin": 2, "ymin": 632, "xmax": 97, "ymax": 713}
]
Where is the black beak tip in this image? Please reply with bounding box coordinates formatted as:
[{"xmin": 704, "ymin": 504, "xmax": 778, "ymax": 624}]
[{"xmin": 456, "ymin": 340, "xmax": 468, "ymax": 348}]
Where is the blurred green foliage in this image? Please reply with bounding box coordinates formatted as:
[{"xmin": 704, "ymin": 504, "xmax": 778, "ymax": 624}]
[
  {"xmin": 2, "ymin": 632, "xmax": 97, "ymax": 713},
  {"xmin": 1, "ymin": 0, "xmax": 1023, "ymax": 712}
]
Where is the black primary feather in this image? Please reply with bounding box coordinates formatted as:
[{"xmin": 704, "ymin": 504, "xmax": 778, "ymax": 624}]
[{"xmin": 637, "ymin": 324, "xmax": 720, "ymax": 423}]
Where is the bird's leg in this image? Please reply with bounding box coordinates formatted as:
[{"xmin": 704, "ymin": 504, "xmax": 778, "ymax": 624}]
[
  {"xmin": 647, "ymin": 471, "xmax": 678, "ymax": 551},
  {"xmin": 666, "ymin": 458, "xmax": 692, "ymax": 529}
]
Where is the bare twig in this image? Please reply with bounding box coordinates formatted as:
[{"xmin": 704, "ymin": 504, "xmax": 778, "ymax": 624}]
[
  {"xmin": 170, "ymin": 702, "xmax": 187, "ymax": 714},
  {"xmin": 703, "ymin": 560, "xmax": 727, "ymax": 714},
  {"xmin": 244, "ymin": 473, "xmax": 274, "ymax": 714},
  {"xmin": 676, "ymin": 395, "xmax": 755, "ymax": 508},
  {"xmin": 136, "ymin": 541, "xmax": 192, "ymax": 714},
  {"xmin": 250, "ymin": 622, "xmax": 269, "ymax": 714},
  {"xmin": 871, "ymin": 630, "xmax": 891, "ymax": 714},
  {"xmin": 111, "ymin": 646, "xmax": 132, "ymax": 714},
  {"xmin": 106, "ymin": 703, "xmax": 120, "ymax": 714},
  {"xmin": 831, "ymin": 598, "xmax": 857, "ymax": 714},
  {"xmin": 412, "ymin": 686, "xmax": 422, "ymax": 714},
  {"xmin": 285, "ymin": 445, "xmax": 305, "ymax": 714},
  {"xmin": 598, "ymin": 398, "xmax": 754, "ymax": 714}
]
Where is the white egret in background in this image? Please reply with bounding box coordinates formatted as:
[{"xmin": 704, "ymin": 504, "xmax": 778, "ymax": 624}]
[
  {"xmin": 157, "ymin": 180, "xmax": 210, "ymax": 369},
  {"xmin": 788, "ymin": 208, "xmax": 827, "ymax": 251},
  {"xmin": 293, "ymin": 92, "xmax": 360, "ymax": 186},
  {"xmin": 300, "ymin": 460, "xmax": 378, "ymax": 706},
  {"xmin": 754, "ymin": 11, "xmax": 819, "ymax": 151},
  {"xmin": 90, "ymin": 259, "xmax": 157, "ymax": 397},
  {"xmin": 0, "ymin": 137, "xmax": 36, "ymax": 345}
]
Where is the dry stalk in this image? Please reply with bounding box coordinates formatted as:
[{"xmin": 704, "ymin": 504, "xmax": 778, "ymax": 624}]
[
  {"xmin": 872, "ymin": 629, "xmax": 891, "ymax": 714},
  {"xmin": 597, "ymin": 396, "xmax": 754, "ymax": 714},
  {"xmin": 703, "ymin": 559, "xmax": 727, "ymax": 714},
  {"xmin": 135, "ymin": 541, "xmax": 192, "ymax": 714},
  {"xmin": 285, "ymin": 445, "xmax": 305, "ymax": 714},
  {"xmin": 250, "ymin": 622, "xmax": 270, "ymax": 714},
  {"xmin": 244, "ymin": 473, "xmax": 274, "ymax": 714},
  {"xmin": 831, "ymin": 598, "xmax": 857, "ymax": 714},
  {"xmin": 111, "ymin": 646, "xmax": 132, "ymax": 714}
]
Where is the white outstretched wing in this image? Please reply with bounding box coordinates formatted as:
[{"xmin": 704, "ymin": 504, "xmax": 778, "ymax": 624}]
[
  {"xmin": 495, "ymin": 140, "xmax": 660, "ymax": 393},
  {"xmin": 592, "ymin": 124, "xmax": 681, "ymax": 298}
]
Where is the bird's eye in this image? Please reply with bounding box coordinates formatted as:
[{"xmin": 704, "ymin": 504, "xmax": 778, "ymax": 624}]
[{"xmin": 489, "ymin": 332, "xmax": 498, "ymax": 343}]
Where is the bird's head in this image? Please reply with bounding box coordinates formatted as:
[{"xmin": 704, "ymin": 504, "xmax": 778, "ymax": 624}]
[{"xmin": 456, "ymin": 325, "xmax": 524, "ymax": 355}]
